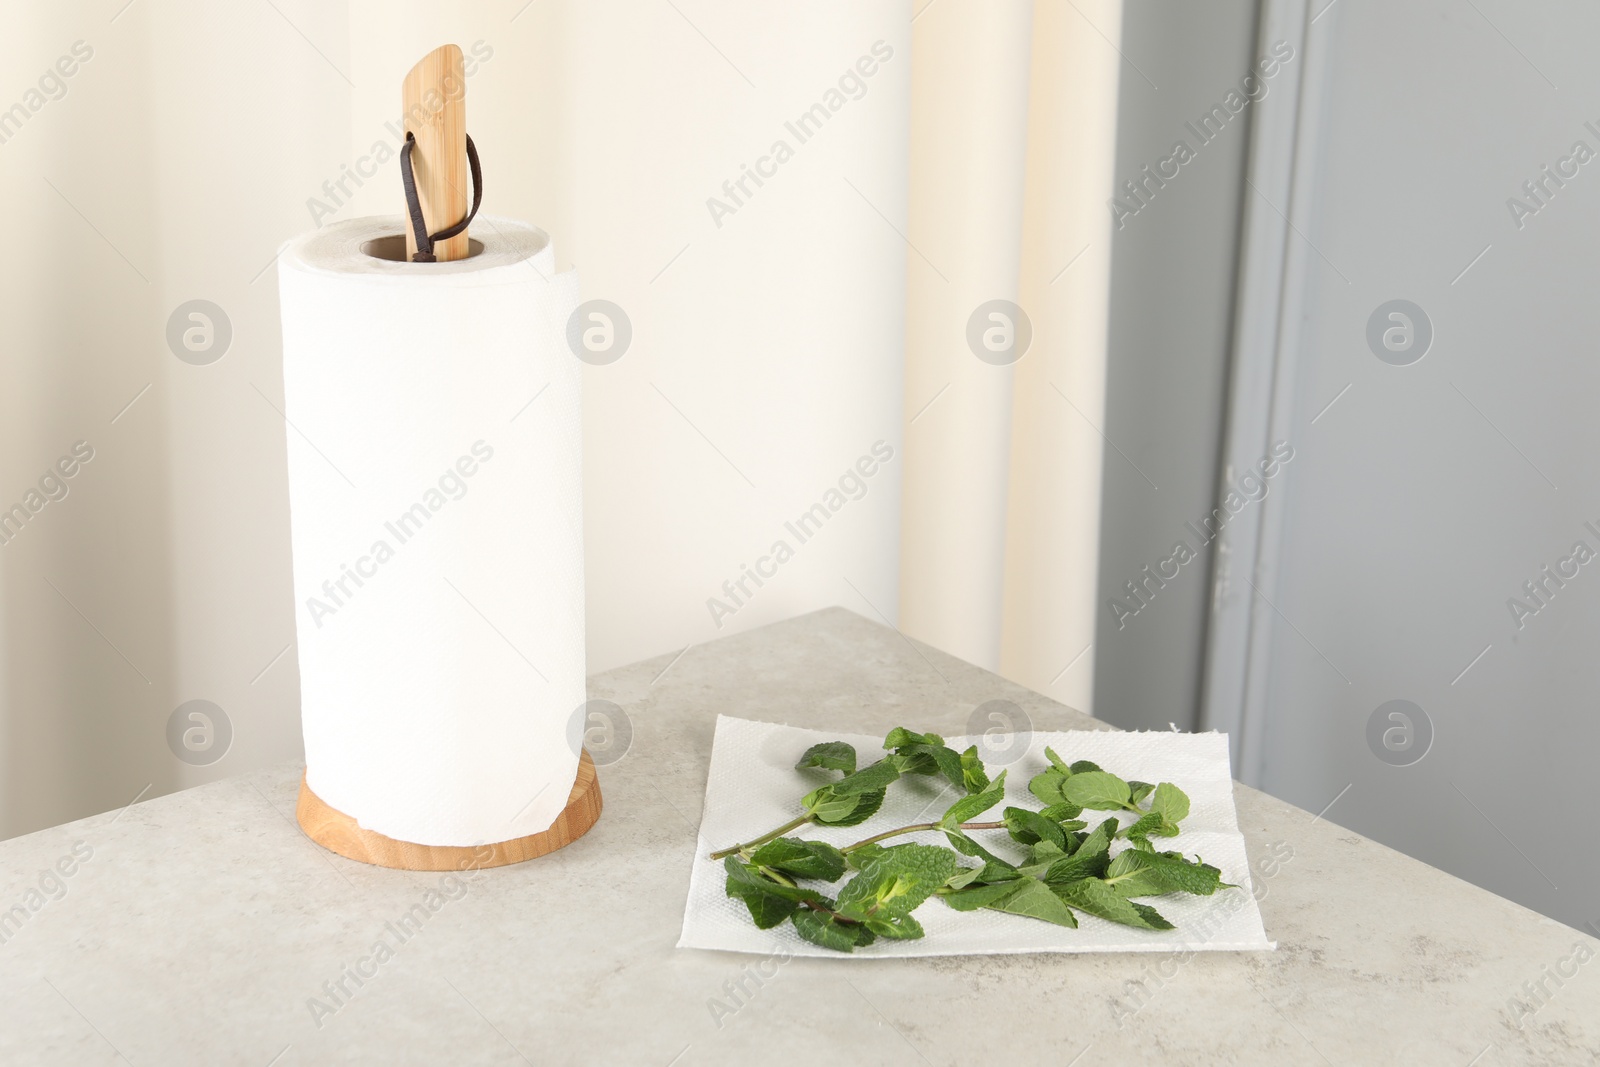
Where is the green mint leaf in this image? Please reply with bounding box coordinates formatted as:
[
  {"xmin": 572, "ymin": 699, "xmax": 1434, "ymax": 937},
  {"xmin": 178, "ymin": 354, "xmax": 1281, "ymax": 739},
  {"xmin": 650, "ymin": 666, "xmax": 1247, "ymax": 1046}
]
[
  {"xmin": 959, "ymin": 745, "xmax": 991, "ymax": 793},
  {"xmin": 1130, "ymin": 902, "xmax": 1176, "ymax": 930},
  {"xmin": 1040, "ymin": 845, "xmax": 1112, "ymax": 885},
  {"xmin": 1025, "ymin": 838, "xmax": 1067, "ymax": 866},
  {"xmin": 977, "ymin": 860, "xmax": 1022, "ymax": 882},
  {"xmin": 942, "ymin": 828, "xmax": 1013, "ymax": 871},
  {"xmin": 946, "ymin": 839, "xmax": 1021, "ymax": 885},
  {"xmin": 805, "ymin": 786, "xmax": 887, "ymax": 826},
  {"xmin": 938, "ymin": 769, "xmax": 1007, "ymax": 828},
  {"xmin": 1105, "ymin": 849, "xmax": 1147, "ymax": 878},
  {"xmin": 884, "ymin": 735, "xmax": 973, "ymax": 793},
  {"xmin": 1043, "ymin": 746, "xmax": 1072, "ymax": 774},
  {"xmin": 1053, "ymin": 877, "xmax": 1165, "ymax": 930},
  {"xmin": 985, "ymin": 876, "xmax": 1079, "ymax": 927},
  {"xmin": 1104, "ymin": 849, "xmax": 1229, "ymax": 896},
  {"xmin": 1029, "ymin": 767, "xmax": 1069, "ymax": 806},
  {"xmin": 1002, "ymin": 806, "xmax": 1067, "ymax": 850},
  {"xmin": 832, "ymin": 759, "xmax": 902, "ymax": 796},
  {"xmin": 723, "ymin": 858, "xmax": 829, "ymax": 928},
  {"xmin": 835, "ymin": 843, "xmax": 960, "ymax": 921},
  {"xmin": 1038, "ymin": 818, "xmax": 1116, "ymax": 883},
  {"xmin": 1128, "ymin": 781, "xmax": 1156, "ymax": 806},
  {"xmin": 1039, "ymin": 801, "xmax": 1085, "ymax": 822},
  {"xmin": 795, "ymin": 741, "xmax": 857, "ymax": 776},
  {"xmin": 1100, "ymin": 849, "xmax": 1174, "ymax": 897},
  {"xmin": 1018, "ymin": 843, "xmax": 1070, "ymax": 880},
  {"xmin": 860, "ymin": 914, "xmax": 927, "ymax": 941},
  {"xmin": 941, "ymin": 879, "xmax": 1025, "ymax": 912},
  {"xmin": 891, "ymin": 748, "xmax": 939, "ymax": 776},
  {"xmin": 892, "ymin": 743, "xmax": 967, "ymax": 790},
  {"xmin": 750, "ymin": 837, "xmax": 847, "ymax": 882},
  {"xmin": 883, "ymin": 727, "xmax": 942, "ymax": 750},
  {"xmin": 723, "ymin": 857, "xmax": 830, "ymax": 902},
  {"xmin": 845, "ymin": 842, "xmax": 886, "ymax": 869},
  {"xmin": 1149, "ymin": 782, "xmax": 1191, "ymax": 824},
  {"xmin": 825, "ymin": 790, "xmax": 887, "ymax": 826},
  {"xmin": 926, "ymin": 745, "xmax": 967, "ymax": 791},
  {"xmin": 945, "ymin": 864, "xmax": 987, "ymax": 890},
  {"xmin": 803, "ymin": 784, "xmax": 842, "ymax": 817},
  {"xmin": 1118, "ymin": 811, "xmax": 1178, "ymax": 842},
  {"xmin": 791, "ymin": 909, "xmax": 876, "ymax": 951},
  {"xmin": 726, "ymin": 880, "xmax": 798, "ymax": 928},
  {"xmin": 1069, "ymin": 760, "xmax": 1103, "ymax": 775},
  {"xmin": 1060, "ymin": 770, "xmax": 1132, "ymax": 810}
]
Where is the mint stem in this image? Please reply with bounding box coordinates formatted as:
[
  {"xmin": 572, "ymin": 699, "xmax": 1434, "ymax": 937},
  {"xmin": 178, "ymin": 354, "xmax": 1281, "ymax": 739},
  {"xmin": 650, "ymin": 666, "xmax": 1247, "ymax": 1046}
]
[
  {"xmin": 758, "ymin": 866, "xmax": 797, "ymax": 887},
  {"xmin": 710, "ymin": 816, "xmax": 1011, "ymax": 862},
  {"xmin": 842, "ymin": 820, "xmax": 1005, "ymax": 854},
  {"xmin": 800, "ymin": 898, "xmax": 859, "ymax": 923},
  {"xmin": 708, "ymin": 813, "xmax": 813, "ymax": 860}
]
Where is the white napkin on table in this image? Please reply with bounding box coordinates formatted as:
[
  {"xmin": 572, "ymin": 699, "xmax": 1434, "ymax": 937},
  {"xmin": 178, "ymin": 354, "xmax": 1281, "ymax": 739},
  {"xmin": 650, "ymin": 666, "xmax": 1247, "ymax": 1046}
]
[{"xmin": 678, "ymin": 715, "xmax": 1275, "ymax": 958}]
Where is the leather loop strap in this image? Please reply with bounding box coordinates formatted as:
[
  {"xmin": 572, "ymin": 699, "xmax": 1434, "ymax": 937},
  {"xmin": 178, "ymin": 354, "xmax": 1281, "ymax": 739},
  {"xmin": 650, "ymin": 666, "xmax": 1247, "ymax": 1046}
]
[{"xmin": 399, "ymin": 132, "xmax": 483, "ymax": 263}]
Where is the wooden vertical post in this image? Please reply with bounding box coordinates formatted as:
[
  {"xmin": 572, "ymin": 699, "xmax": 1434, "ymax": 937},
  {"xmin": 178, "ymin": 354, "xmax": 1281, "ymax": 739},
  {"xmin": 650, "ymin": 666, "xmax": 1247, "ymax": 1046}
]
[{"xmin": 401, "ymin": 44, "xmax": 470, "ymax": 262}]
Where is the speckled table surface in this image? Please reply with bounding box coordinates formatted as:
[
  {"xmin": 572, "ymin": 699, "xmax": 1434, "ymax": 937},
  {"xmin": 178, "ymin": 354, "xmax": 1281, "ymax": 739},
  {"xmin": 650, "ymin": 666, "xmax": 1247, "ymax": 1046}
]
[{"xmin": 1, "ymin": 607, "xmax": 1595, "ymax": 1066}]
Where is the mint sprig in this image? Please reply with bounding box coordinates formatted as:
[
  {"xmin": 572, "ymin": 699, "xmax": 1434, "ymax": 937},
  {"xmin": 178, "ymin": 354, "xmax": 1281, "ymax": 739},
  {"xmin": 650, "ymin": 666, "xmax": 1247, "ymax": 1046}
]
[{"xmin": 708, "ymin": 726, "xmax": 1232, "ymax": 951}]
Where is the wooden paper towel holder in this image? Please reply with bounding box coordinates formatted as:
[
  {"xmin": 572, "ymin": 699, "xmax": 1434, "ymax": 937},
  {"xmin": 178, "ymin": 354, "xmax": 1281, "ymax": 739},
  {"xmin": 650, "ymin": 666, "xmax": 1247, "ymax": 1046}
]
[
  {"xmin": 297, "ymin": 751, "xmax": 602, "ymax": 871},
  {"xmin": 401, "ymin": 43, "xmax": 471, "ymax": 263},
  {"xmin": 295, "ymin": 44, "xmax": 602, "ymax": 870}
]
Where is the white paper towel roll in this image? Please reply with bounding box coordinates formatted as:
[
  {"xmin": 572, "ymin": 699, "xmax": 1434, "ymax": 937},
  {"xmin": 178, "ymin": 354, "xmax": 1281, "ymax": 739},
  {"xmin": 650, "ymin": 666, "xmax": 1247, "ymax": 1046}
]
[{"xmin": 277, "ymin": 215, "xmax": 582, "ymax": 847}]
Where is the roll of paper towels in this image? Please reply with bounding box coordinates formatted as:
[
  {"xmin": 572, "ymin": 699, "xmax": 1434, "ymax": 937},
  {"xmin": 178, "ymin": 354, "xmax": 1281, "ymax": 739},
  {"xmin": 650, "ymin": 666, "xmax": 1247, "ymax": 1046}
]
[{"xmin": 277, "ymin": 215, "xmax": 582, "ymax": 847}]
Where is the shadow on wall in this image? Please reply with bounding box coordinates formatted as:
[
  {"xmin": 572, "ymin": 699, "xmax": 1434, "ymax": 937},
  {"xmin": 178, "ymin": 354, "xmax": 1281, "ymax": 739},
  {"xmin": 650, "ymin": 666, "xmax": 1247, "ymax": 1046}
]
[{"xmin": 1, "ymin": 36, "xmax": 185, "ymax": 836}]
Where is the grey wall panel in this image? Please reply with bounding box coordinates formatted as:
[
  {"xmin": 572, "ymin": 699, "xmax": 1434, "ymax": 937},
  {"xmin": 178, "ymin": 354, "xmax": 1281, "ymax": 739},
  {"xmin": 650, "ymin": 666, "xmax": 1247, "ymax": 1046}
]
[
  {"xmin": 1092, "ymin": 0, "xmax": 1262, "ymax": 733},
  {"xmin": 1218, "ymin": 0, "xmax": 1599, "ymax": 932}
]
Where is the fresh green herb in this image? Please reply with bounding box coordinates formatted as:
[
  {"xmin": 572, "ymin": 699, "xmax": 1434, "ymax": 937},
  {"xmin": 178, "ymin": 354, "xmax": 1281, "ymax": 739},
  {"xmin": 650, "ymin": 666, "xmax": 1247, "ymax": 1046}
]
[
  {"xmin": 1059, "ymin": 770, "xmax": 1133, "ymax": 810},
  {"xmin": 834, "ymin": 843, "xmax": 958, "ymax": 939},
  {"xmin": 795, "ymin": 741, "xmax": 857, "ymax": 775},
  {"xmin": 884, "ymin": 728, "xmax": 988, "ymax": 795},
  {"xmin": 1149, "ymin": 781, "xmax": 1191, "ymax": 823},
  {"xmin": 958, "ymin": 745, "xmax": 990, "ymax": 793},
  {"xmin": 983, "ymin": 877, "xmax": 1080, "ymax": 927},
  {"xmin": 792, "ymin": 908, "xmax": 876, "ymax": 950},
  {"xmin": 749, "ymin": 837, "xmax": 847, "ymax": 882},
  {"xmin": 937, "ymin": 771, "xmax": 1008, "ymax": 829},
  {"xmin": 708, "ymin": 726, "xmax": 1234, "ymax": 950}
]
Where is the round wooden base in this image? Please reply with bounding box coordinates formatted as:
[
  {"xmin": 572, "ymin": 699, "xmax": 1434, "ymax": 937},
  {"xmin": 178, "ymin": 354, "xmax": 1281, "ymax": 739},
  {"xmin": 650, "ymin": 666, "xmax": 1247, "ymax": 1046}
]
[{"xmin": 295, "ymin": 750, "xmax": 602, "ymax": 871}]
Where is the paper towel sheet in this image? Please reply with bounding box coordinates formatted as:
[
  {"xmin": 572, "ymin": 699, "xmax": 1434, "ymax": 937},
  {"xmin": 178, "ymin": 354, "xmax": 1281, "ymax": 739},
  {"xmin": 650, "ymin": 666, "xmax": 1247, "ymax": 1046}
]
[
  {"xmin": 679, "ymin": 716, "xmax": 1275, "ymax": 957},
  {"xmin": 278, "ymin": 216, "xmax": 582, "ymax": 847}
]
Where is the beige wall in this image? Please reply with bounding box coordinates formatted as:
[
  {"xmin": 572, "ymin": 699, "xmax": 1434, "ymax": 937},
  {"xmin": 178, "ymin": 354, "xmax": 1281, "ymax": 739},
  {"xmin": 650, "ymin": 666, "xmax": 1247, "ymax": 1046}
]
[{"xmin": 0, "ymin": 0, "xmax": 1117, "ymax": 837}]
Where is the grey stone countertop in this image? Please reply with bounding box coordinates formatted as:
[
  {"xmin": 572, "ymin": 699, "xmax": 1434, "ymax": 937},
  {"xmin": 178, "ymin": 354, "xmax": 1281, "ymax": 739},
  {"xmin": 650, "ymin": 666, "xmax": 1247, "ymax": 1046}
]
[{"xmin": 1, "ymin": 607, "xmax": 1596, "ymax": 1065}]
